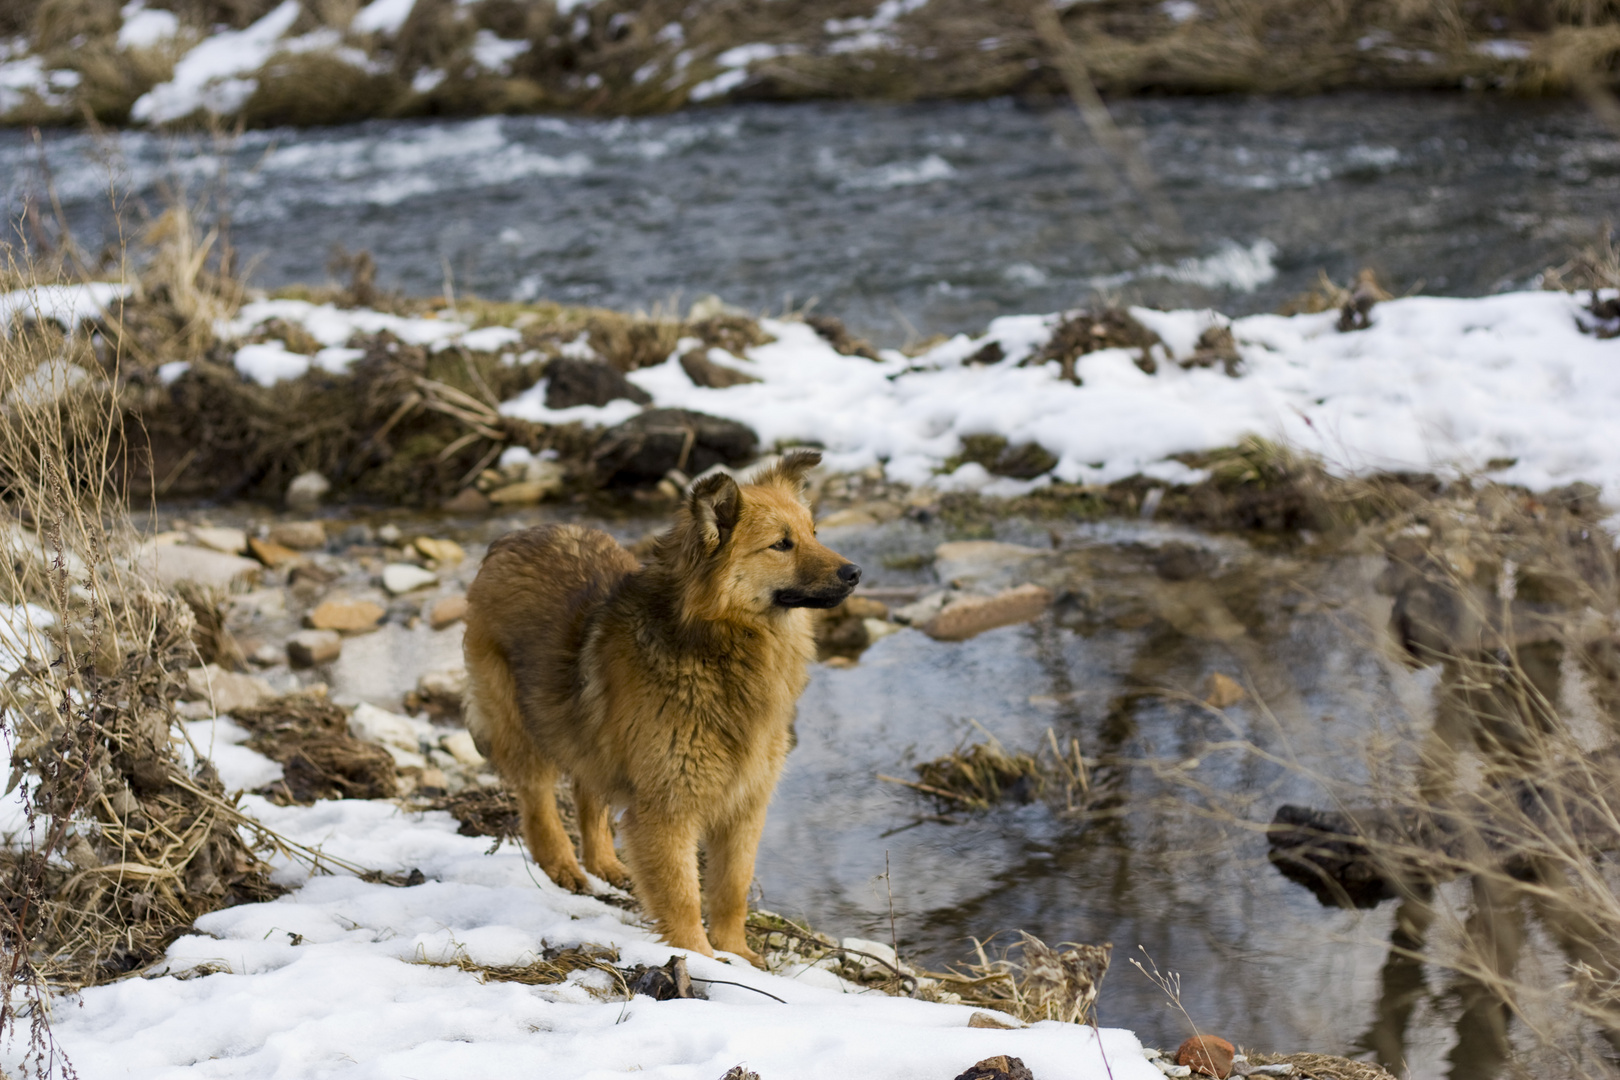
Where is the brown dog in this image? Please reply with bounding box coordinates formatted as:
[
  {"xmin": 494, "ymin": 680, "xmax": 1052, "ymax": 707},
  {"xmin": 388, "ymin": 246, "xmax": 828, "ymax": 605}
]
[{"xmin": 462, "ymin": 450, "xmax": 859, "ymax": 964}]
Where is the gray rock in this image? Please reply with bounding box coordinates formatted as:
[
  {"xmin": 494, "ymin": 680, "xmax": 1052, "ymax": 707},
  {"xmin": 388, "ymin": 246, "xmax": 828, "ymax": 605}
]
[
  {"xmin": 184, "ymin": 665, "xmax": 275, "ymax": 715},
  {"xmin": 285, "ymin": 471, "xmax": 331, "ymax": 512},
  {"xmin": 545, "ymin": 357, "xmax": 652, "ymax": 409},
  {"xmin": 269, "ymin": 521, "xmax": 327, "ymax": 550},
  {"xmin": 143, "ymin": 544, "xmax": 263, "ymax": 590},
  {"xmin": 189, "ymin": 526, "xmax": 247, "ymax": 554},
  {"xmin": 891, "ymin": 589, "xmax": 952, "ymax": 626},
  {"xmin": 593, "ymin": 408, "xmax": 758, "ymax": 487},
  {"xmin": 932, "ymin": 540, "xmax": 1044, "ymax": 590}
]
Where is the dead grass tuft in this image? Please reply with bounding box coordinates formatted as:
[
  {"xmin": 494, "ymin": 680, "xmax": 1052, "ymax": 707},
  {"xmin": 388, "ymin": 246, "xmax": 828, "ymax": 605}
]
[{"xmin": 230, "ymin": 696, "xmax": 397, "ymax": 804}]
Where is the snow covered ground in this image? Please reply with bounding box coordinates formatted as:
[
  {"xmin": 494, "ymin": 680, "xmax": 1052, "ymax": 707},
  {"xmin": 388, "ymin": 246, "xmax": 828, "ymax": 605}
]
[
  {"xmin": 225, "ymin": 289, "xmax": 1620, "ymax": 510},
  {"xmin": 12, "ymin": 720, "xmax": 1158, "ymax": 1080}
]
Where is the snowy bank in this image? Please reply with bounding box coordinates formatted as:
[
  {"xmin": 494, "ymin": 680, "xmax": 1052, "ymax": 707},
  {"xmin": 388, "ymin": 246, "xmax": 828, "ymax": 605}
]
[
  {"xmin": 228, "ymin": 290, "xmax": 1620, "ymax": 508},
  {"xmin": 13, "ymin": 722, "xmax": 1158, "ymax": 1080}
]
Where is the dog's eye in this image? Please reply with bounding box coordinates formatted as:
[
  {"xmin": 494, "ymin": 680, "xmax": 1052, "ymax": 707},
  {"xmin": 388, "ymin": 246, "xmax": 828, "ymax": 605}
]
[{"xmin": 770, "ymin": 537, "xmax": 794, "ymax": 552}]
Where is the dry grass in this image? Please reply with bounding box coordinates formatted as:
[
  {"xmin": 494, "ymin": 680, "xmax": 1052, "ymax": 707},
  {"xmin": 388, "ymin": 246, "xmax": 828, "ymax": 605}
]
[
  {"xmin": 0, "ymin": 227, "xmax": 388, "ymax": 1075},
  {"xmin": 0, "ymin": 250, "xmax": 267, "ymax": 1074}
]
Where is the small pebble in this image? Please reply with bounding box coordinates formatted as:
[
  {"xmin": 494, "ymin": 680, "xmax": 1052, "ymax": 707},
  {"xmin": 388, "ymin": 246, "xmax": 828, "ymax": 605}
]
[
  {"xmin": 382, "ymin": 563, "xmax": 438, "ymax": 595},
  {"xmin": 429, "ymin": 594, "xmax": 468, "ymax": 629},
  {"xmin": 286, "ymin": 629, "xmax": 342, "ymax": 668}
]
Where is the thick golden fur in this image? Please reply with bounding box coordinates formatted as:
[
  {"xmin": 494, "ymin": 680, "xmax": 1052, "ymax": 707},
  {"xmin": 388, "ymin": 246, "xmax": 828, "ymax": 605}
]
[{"xmin": 462, "ymin": 450, "xmax": 858, "ymax": 964}]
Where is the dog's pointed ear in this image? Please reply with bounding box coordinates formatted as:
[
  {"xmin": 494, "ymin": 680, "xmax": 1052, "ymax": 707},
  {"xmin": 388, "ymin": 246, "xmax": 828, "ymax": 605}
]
[
  {"xmin": 689, "ymin": 472, "xmax": 741, "ymax": 553},
  {"xmin": 755, "ymin": 449, "xmax": 822, "ymax": 496}
]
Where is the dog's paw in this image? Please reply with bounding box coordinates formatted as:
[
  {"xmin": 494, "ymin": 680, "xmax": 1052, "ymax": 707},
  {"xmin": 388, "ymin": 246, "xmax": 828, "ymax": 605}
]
[
  {"xmin": 540, "ymin": 859, "xmax": 590, "ymax": 893},
  {"xmin": 716, "ymin": 945, "xmax": 766, "ymax": 970},
  {"xmin": 587, "ymin": 855, "xmax": 634, "ymax": 892}
]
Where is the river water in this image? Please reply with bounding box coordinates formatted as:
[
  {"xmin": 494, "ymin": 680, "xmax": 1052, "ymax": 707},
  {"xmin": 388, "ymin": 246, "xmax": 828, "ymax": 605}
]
[{"xmin": 4, "ymin": 93, "xmax": 1617, "ymax": 344}]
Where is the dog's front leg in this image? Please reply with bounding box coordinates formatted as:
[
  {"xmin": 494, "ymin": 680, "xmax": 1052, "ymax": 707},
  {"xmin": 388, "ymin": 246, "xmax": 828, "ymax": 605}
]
[
  {"xmin": 621, "ymin": 808, "xmax": 711, "ymax": 956},
  {"xmin": 703, "ymin": 796, "xmax": 768, "ymax": 968}
]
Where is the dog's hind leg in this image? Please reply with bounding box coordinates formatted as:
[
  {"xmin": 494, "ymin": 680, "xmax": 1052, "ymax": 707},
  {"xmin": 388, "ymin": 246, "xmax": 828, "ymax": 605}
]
[
  {"xmin": 464, "ymin": 635, "xmax": 588, "ymax": 893},
  {"xmin": 572, "ymin": 779, "xmax": 631, "ymax": 890},
  {"xmin": 703, "ymin": 797, "xmax": 768, "ymax": 968},
  {"xmin": 621, "ymin": 809, "xmax": 711, "ymax": 956},
  {"xmin": 512, "ymin": 756, "xmax": 588, "ymax": 893}
]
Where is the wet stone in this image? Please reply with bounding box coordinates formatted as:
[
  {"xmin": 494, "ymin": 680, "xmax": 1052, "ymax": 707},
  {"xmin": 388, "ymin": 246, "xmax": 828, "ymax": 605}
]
[
  {"xmin": 953, "ymin": 1056, "xmax": 1034, "ymax": 1080},
  {"xmin": 544, "ymin": 356, "xmax": 652, "ymax": 409},
  {"xmin": 146, "ymin": 545, "xmax": 263, "ymax": 590},
  {"xmin": 429, "ymin": 594, "xmax": 468, "ymax": 629},
  {"xmin": 287, "ymin": 629, "xmax": 342, "ymax": 668},
  {"xmin": 592, "ymin": 408, "xmax": 758, "ymax": 487},
  {"xmin": 382, "ymin": 563, "xmax": 438, "ymax": 595},
  {"xmin": 921, "ymin": 584, "xmax": 1053, "ymax": 642},
  {"xmin": 1177, "ymin": 1036, "xmax": 1235, "ymax": 1079},
  {"xmin": 190, "ymin": 526, "xmax": 247, "ymax": 554},
  {"xmin": 413, "ymin": 537, "xmax": 464, "ymax": 565},
  {"xmin": 270, "ymin": 521, "xmax": 328, "ymax": 550},
  {"xmin": 488, "ymin": 477, "xmax": 561, "ymax": 505},
  {"xmin": 184, "ymin": 665, "xmax": 275, "ymax": 715},
  {"xmin": 285, "ymin": 471, "xmax": 330, "ymax": 512},
  {"xmin": 248, "ymin": 537, "xmax": 302, "ymax": 569},
  {"xmin": 440, "ymin": 730, "xmax": 484, "ymax": 768},
  {"xmin": 441, "ymin": 488, "xmax": 490, "ymax": 513},
  {"xmin": 307, "ymin": 599, "xmax": 385, "ymax": 632}
]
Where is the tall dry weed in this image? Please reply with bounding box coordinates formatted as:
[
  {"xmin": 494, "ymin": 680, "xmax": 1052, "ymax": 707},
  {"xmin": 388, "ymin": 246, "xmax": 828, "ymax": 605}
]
[{"xmin": 0, "ymin": 239, "xmax": 281, "ymax": 1075}]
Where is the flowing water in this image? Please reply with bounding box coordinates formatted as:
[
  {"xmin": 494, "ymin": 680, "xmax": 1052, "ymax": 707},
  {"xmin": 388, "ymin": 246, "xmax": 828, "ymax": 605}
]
[{"xmin": 5, "ymin": 93, "xmax": 1617, "ymax": 344}]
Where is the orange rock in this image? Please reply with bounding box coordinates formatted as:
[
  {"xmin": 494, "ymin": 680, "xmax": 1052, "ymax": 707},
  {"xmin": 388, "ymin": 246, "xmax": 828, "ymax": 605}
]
[
  {"xmin": 1203, "ymin": 672, "xmax": 1247, "ymax": 709},
  {"xmin": 248, "ymin": 537, "xmax": 302, "ymax": 569},
  {"xmin": 269, "ymin": 521, "xmax": 327, "ymax": 550},
  {"xmin": 306, "ymin": 599, "xmax": 385, "ymax": 633},
  {"xmin": 1176, "ymin": 1035, "xmax": 1236, "ymax": 1079},
  {"xmin": 921, "ymin": 583, "xmax": 1052, "ymax": 642},
  {"xmin": 429, "ymin": 594, "xmax": 468, "ymax": 630},
  {"xmin": 442, "ymin": 487, "xmax": 490, "ymax": 513}
]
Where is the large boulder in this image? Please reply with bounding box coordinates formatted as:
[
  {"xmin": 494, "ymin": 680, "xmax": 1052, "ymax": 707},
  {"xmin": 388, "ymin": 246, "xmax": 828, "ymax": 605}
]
[
  {"xmin": 592, "ymin": 409, "xmax": 758, "ymax": 487},
  {"xmin": 545, "ymin": 357, "xmax": 652, "ymax": 409}
]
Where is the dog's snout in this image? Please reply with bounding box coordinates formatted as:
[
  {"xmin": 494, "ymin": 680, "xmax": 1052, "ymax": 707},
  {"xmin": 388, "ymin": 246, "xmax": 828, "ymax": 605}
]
[{"xmin": 837, "ymin": 562, "xmax": 862, "ymax": 586}]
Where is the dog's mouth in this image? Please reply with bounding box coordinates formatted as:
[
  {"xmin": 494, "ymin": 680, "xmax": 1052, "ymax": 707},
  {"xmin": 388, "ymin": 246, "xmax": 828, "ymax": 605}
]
[{"xmin": 772, "ymin": 585, "xmax": 854, "ymax": 610}]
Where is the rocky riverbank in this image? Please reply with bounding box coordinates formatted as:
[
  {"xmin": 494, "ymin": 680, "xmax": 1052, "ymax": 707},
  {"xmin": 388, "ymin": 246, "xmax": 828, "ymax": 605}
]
[{"xmin": 0, "ymin": 0, "xmax": 1607, "ymax": 130}]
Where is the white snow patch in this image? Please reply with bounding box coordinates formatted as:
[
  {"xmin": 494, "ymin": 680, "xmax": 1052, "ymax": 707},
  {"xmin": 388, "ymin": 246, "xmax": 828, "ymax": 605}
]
[
  {"xmin": 495, "ymin": 292, "xmax": 1620, "ymax": 507},
  {"xmin": 353, "ymin": 0, "xmax": 417, "ymax": 35},
  {"xmin": 234, "ymin": 340, "xmax": 312, "ymax": 386},
  {"xmin": 1474, "ymin": 39, "xmax": 1532, "ymax": 61},
  {"xmin": 0, "ymin": 604, "xmax": 55, "ymax": 678},
  {"xmin": 0, "ymin": 282, "xmax": 130, "ymax": 330},
  {"xmin": 131, "ymin": 0, "xmax": 300, "ymax": 123},
  {"xmin": 118, "ymin": 1, "xmax": 181, "ymax": 50},
  {"xmin": 457, "ymin": 325, "xmax": 525, "ymax": 352},
  {"xmin": 19, "ymin": 785, "xmax": 1158, "ymax": 1080},
  {"xmin": 471, "ymin": 29, "xmax": 529, "ymax": 74},
  {"xmin": 0, "ymin": 53, "xmax": 78, "ymax": 115},
  {"xmin": 689, "ymin": 42, "xmax": 803, "ymax": 100},
  {"xmin": 181, "ymin": 718, "xmax": 285, "ymax": 791},
  {"xmin": 690, "ymin": 68, "xmax": 748, "ymax": 101}
]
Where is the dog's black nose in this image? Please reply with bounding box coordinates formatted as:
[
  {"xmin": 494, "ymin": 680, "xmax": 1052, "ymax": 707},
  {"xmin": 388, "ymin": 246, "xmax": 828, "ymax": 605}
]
[{"xmin": 838, "ymin": 563, "xmax": 862, "ymax": 586}]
